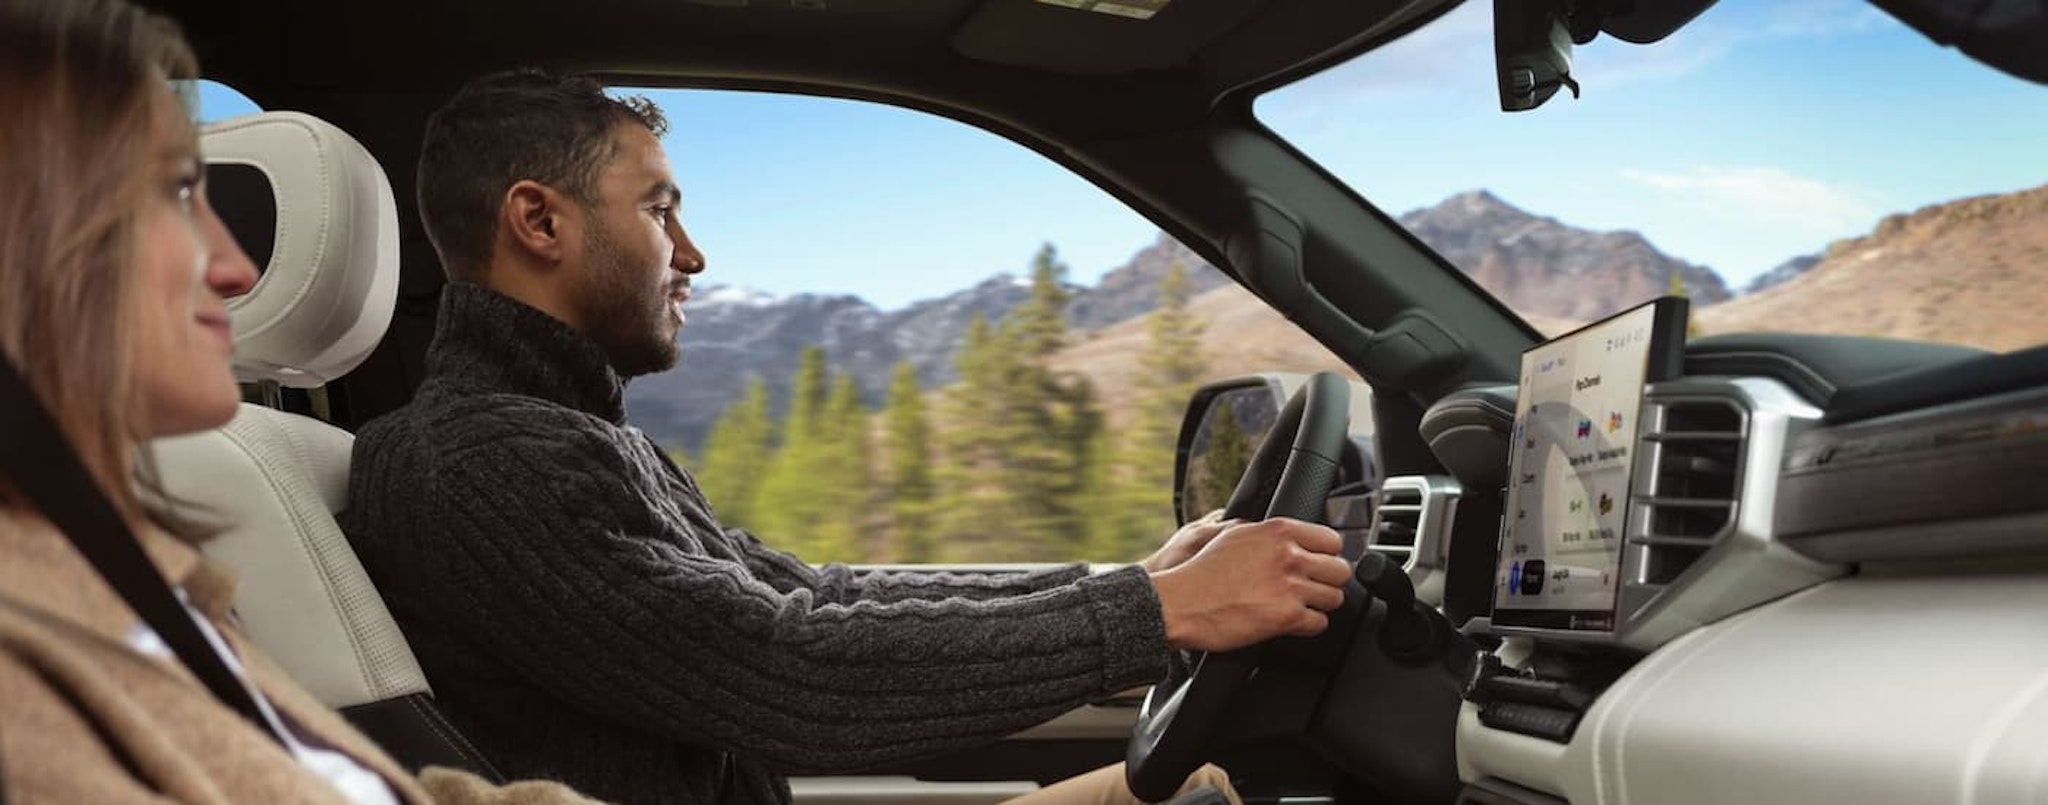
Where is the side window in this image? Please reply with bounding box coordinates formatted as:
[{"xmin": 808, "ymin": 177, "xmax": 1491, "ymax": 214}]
[
  {"xmin": 193, "ymin": 79, "xmax": 262, "ymax": 124},
  {"xmin": 621, "ymin": 88, "xmax": 1348, "ymax": 565}
]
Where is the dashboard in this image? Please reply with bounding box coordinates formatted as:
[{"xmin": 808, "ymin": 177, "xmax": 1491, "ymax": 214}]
[{"xmin": 1332, "ymin": 302, "xmax": 2048, "ymax": 804}]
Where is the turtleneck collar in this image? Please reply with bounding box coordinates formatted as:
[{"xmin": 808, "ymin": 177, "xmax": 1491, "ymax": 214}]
[{"xmin": 422, "ymin": 283, "xmax": 627, "ymax": 424}]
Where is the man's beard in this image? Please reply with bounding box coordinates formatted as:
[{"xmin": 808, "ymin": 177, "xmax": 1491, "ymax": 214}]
[{"xmin": 579, "ymin": 218, "xmax": 681, "ymax": 378}]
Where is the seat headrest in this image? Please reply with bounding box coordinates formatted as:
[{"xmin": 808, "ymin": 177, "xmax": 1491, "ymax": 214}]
[{"xmin": 203, "ymin": 112, "xmax": 399, "ymax": 388}]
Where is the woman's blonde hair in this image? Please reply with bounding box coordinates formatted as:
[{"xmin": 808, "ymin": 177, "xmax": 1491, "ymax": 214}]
[{"xmin": 0, "ymin": 0, "xmax": 200, "ymax": 522}]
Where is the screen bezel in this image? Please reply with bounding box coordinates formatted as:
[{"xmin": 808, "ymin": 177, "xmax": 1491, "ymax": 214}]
[{"xmin": 1490, "ymin": 295, "xmax": 1690, "ymax": 633}]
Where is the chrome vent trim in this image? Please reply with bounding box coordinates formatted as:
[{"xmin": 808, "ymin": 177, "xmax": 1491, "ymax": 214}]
[
  {"xmin": 1609, "ymin": 377, "xmax": 1843, "ymax": 651},
  {"xmin": 1631, "ymin": 398, "xmax": 1745, "ymax": 588},
  {"xmin": 1371, "ymin": 475, "xmax": 1462, "ymax": 606}
]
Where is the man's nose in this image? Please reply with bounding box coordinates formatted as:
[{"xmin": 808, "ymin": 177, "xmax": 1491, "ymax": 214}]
[
  {"xmin": 674, "ymin": 244, "xmax": 705, "ymax": 275},
  {"xmin": 669, "ymin": 220, "xmax": 705, "ymax": 275}
]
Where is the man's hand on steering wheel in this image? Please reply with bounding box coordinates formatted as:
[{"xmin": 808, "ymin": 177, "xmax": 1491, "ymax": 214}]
[
  {"xmin": 1126, "ymin": 373, "xmax": 1357, "ymax": 802},
  {"xmin": 1148, "ymin": 518, "xmax": 1352, "ymax": 653},
  {"xmin": 1138, "ymin": 509, "xmax": 1238, "ymax": 574}
]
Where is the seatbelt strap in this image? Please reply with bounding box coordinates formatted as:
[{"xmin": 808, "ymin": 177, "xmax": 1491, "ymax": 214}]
[{"xmin": 0, "ymin": 354, "xmax": 285, "ymax": 746}]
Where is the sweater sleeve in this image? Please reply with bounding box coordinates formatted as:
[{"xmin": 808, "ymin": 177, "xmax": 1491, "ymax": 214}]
[
  {"xmin": 724, "ymin": 526, "xmax": 1095, "ymax": 605},
  {"xmin": 424, "ymin": 418, "xmax": 1169, "ymax": 775}
]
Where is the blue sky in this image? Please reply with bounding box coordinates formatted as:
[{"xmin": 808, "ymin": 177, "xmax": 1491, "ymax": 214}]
[
  {"xmin": 199, "ymin": 0, "xmax": 2048, "ymax": 309},
  {"xmin": 1262, "ymin": 0, "xmax": 2048, "ymax": 290}
]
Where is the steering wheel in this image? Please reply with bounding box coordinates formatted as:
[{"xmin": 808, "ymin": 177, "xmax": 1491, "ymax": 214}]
[{"xmin": 1125, "ymin": 372, "xmax": 1353, "ymax": 802}]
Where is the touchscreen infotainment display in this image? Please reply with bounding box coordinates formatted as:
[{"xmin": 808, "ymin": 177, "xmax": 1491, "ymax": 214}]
[{"xmin": 1493, "ymin": 297, "xmax": 1687, "ymax": 632}]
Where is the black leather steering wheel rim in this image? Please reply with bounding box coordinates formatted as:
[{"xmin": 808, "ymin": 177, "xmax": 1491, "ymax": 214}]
[{"xmin": 1125, "ymin": 372, "xmax": 1351, "ymax": 802}]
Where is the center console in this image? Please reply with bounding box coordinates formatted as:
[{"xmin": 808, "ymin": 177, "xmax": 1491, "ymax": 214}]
[
  {"xmin": 1479, "ymin": 299, "xmax": 1837, "ymax": 652},
  {"xmin": 1381, "ymin": 302, "xmax": 2048, "ymax": 804},
  {"xmin": 1431, "ymin": 300, "xmax": 1841, "ymax": 755}
]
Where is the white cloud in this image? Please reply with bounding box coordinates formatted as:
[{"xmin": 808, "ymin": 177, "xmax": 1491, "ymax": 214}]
[
  {"xmin": 1576, "ymin": 0, "xmax": 1886, "ymax": 87},
  {"xmin": 1573, "ymin": 35, "xmax": 1732, "ymax": 87},
  {"xmin": 1758, "ymin": 0, "xmax": 1891, "ymax": 38},
  {"xmin": 1619, "ymin": 165, "xmax": 1884, "ymax": 235}
]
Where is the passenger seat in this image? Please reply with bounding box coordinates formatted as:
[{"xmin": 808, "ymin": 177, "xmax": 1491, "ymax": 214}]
[{"xmin": 151, "ymin": 112, "xmax": 500, "ymax": 781}]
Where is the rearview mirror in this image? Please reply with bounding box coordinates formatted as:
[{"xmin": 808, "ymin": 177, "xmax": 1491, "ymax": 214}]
[{"xmin": 1174, "ymin": 379, "xmax": 1285, "ymax": 523}]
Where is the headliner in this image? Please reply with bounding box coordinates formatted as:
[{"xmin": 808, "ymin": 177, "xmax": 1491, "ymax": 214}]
[{"xmin": 148, "ymin": 0, "xmax": 1457, "ymax": 145}]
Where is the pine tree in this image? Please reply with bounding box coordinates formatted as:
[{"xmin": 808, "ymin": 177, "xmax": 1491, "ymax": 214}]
[
  {"xmin": 882, "ymin": 361, "xmax": 936, "ymax": 562},
  {"xmin": 748, "ymin": 347, "xmax": 832, "ymax": 555},
  {"xmin": 807, "ymin": 374, "xmax": 870, "ymax": 564},
  {"xmin": 696, "ymin": 377, "xmax": 773, "ymax": 528},
  {"xmin": 1192, "ymin": 398, "xmax": 1255, "ymax": 515},
  {"xmin": 1117, "ymin": 261, "xmax": 1211, "ymax": 554},
  {"xmin": 927, "ymin": 244, "xmax": 1113, "ymax": 563},
  {"xmin": 933, "ymin": 314, "xmax": 1014, "ymax": 561},
  {"xmin": 1005, "ymin": 243, "xmax": 1072, "ymax": 358},
  {"xmin": 988, "ymin": 247, "xmax": 1096, "ymax": 560},
  {"xmin": 786, "ymin": 346, "xmax": 830, "ymax": 442},
  {"xmin": 1049, "ymin": 375, "xmax": 1105, "ymax": 557},
  {"xmin": 1080, "ymin": 427, "xmax": 1139, "ymax": 562}
]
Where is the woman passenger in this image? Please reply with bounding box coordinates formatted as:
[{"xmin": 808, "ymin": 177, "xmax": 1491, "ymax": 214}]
[{"xmin": 0, "ymin": 1, "xmax": 599, "ymax": 801}]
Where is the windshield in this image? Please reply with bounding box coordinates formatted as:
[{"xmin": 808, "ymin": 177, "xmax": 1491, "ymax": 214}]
[{"xmin": 1257, "ymin": 0, "xmax": 2048, "ymax": 352}]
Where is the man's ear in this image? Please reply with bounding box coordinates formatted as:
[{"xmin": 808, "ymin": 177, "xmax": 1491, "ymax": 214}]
[{"xmin": 502, "ymin": 180, "xmax": 569, "ymax": 264}]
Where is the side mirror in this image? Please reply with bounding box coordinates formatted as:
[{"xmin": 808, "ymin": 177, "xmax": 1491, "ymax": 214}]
[
  {"xmin": 1175, "ymin": 374, "xmax": 1383, "ymax": 525},
  {"xmin": 1173, "ymin": 377, "xmax": 1288, "ymax": 524}
]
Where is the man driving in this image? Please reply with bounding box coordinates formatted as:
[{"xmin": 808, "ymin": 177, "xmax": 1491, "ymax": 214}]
[{"xmin": 343, "ymin": 68, "xmax": 1354, "ymax": 805}]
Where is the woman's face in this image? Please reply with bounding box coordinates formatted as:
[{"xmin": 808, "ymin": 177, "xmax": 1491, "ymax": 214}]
[{"xmin": 132, "ymin": 87, "xmax": 259, "ymax": 439}]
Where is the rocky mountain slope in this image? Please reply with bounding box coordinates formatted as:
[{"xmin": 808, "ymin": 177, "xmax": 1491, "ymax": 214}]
[
  {"xmin": 625, "ymin": 234, "xmax": 1232, "ymax": 449},
  {"xmin": 629, "ymin": 192, "xmax": 1742, "ymax": 449},
  {"xmin": 1066, "ymin": 234, "xmax": 1232, "ymax": 329},
  {"xmin": 1049, "ymin": 283, "xmax": 1355, "ymax": 420},
  {"xmin": 1744, "ymin": 254, "xmax": 1821, "ymax": 294},
  {"xmin": 1698, "ymin": 184, "xmax": 2048, "ymax": 351},
  {"xmin": 629, "ymin": 184, "xmax": 2048, "ymax": 451},
  {"xmin": 1399, "ymin": 190, "xmax": 1732, "ymax": 320}
]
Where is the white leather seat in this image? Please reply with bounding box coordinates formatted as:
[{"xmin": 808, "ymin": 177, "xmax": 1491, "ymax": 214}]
[{"xmin": 151, "ymin": 112, "xmax": 498, "ymax": 778}]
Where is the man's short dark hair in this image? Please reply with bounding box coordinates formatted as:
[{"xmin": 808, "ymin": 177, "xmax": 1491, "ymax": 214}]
[{"xmin": 417, "ymin": 68, "xmax": 667, "ymax": 281}]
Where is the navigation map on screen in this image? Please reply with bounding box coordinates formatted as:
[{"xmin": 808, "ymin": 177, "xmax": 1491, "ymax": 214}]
[{"xmin": 1494, "ymin": 300, "xmax": 1673, "ymax": 631}]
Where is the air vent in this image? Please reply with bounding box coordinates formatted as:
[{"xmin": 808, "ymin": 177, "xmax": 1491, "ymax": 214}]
[
  {"xmin": 1372, "ymin": 484, "xmax": 1422, "ymax": 567},
  {"xmin": 1599, "ymin": 377, "xmax": 1831, "ymax": 650},
  {"xmin": 1633, "ymin": 399, "xmax": 1746, "ymax": 586},
  {"xmin": 1368, "ymin": 476, "xmax": 1461, "ymax": 583}
]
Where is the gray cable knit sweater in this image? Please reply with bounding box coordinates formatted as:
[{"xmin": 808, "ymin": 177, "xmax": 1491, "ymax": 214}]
[{"xmin": 343, "ymin": 283, "xmax": 1171, "ymax": 805}]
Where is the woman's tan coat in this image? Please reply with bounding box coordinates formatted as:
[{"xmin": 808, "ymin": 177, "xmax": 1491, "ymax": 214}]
[{"xmin": 0, "ymin": 506, "xmax": 595, "ymax": 804}]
